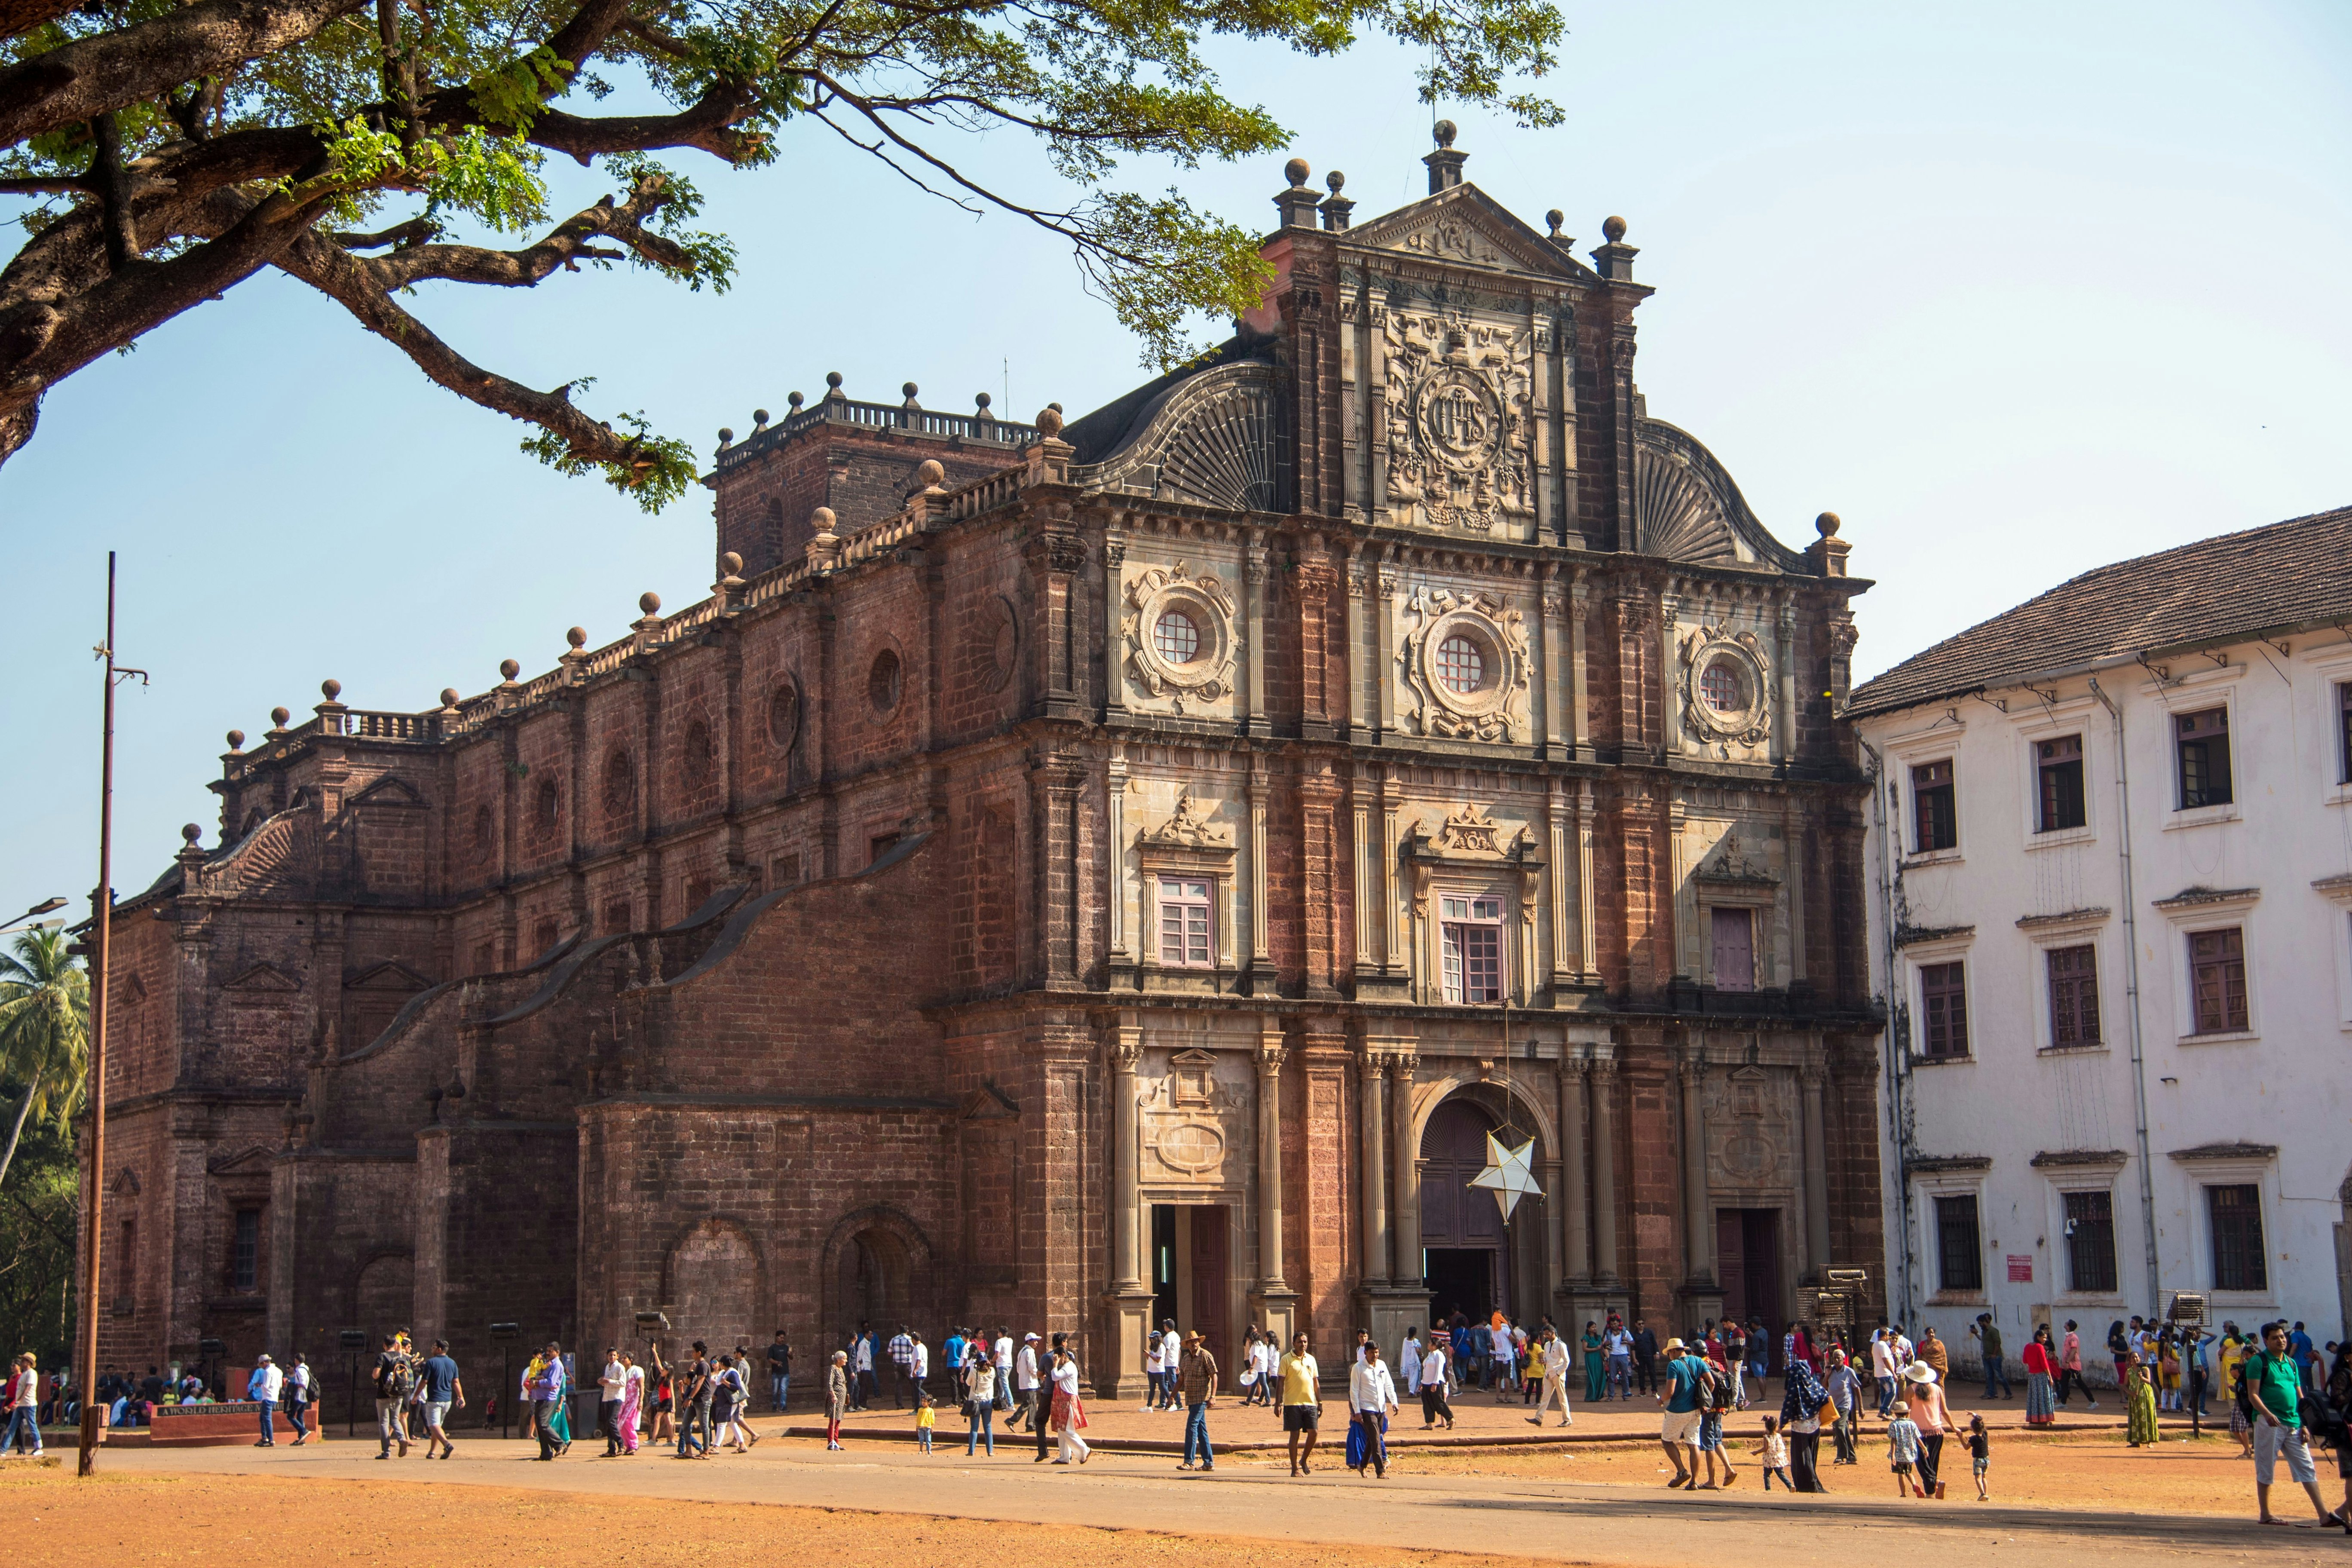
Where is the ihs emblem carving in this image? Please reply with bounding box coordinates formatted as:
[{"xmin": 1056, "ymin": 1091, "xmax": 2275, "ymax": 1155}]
[{"xmin": 1382, "ymin": 310, "xmax": 1533, "ymax": 533}]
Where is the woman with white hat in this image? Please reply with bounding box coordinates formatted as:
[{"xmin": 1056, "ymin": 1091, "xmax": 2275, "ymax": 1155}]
[{"xmin": 1902, "ymin": 1360, "xmax": 1953, "ymax": 1498}]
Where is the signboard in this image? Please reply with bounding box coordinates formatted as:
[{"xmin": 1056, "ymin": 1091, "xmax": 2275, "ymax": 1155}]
[{"xmin": 2006, "ymin": 1255, "xmax": 2034, "ymax": 1283}]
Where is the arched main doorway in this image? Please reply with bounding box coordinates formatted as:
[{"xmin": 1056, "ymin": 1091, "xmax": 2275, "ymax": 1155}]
[{"xmin": 1419, "ymin": 1098, "xmax": 1509, "ymax": 1325}]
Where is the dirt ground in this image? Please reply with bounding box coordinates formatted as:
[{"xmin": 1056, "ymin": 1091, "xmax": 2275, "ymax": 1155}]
[{"xmin": 0, "ymin": 1465, "xmax": 1554, "ymax": 1568}]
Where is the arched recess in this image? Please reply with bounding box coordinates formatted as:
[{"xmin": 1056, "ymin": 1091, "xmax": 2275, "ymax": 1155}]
[
  {"xmin": 664, "ymin": 1216, "xmax": 766, "ymax": 1357},
  {"xmin": 818, "ymin": 1205, "xmax": 936, "ymax": 1341},
  {"xmin": 352, "ymin": 1250, "xmax": 414, "ymax": 1343},
  {"xmin": 1410, "ymin": 1078, "xmax": 1555, "ymax": 1330}
]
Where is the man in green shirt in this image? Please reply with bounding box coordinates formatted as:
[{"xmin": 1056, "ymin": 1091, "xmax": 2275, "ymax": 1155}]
[
  {"xmin": 1655, "ymin": 1338, "xmax": 1704, "ymax": 1488},
  {"xmin": 1969, "ymin": 1313, "xmax": 2011, "ymax": 1400},
  {"xmin": 2247, "ymin": 1321, "xmax": 2328, "ymax": 1526}
]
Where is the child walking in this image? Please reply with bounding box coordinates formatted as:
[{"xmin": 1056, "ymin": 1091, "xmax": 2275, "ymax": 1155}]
[
  {"xmin": 1887, "ymin": 1400, "xmax": 1925, "ymax": 1498},
  {"xmin": 915, "ymin": 1394, "xmax": 935, "ymax": 1453},
  {"xmin": 1758, "ymin": 1414, "xmax": 1792, "ymax": 1490},
  {"xmin": 1964, "ymin": 1412, "xmax": 1990, "ymax": 1501}
]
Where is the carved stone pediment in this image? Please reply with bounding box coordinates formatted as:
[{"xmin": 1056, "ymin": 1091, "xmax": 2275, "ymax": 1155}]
[
  {"xmin": 1136, "ymin": 788, "xmax": 1232, "ymax": 851},
  {"xmin": 1345, "ymin": 187, "xmax": 1570, "ymax": 277}
]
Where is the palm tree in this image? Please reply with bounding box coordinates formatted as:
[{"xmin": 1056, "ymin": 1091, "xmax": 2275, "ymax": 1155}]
[{"xmin": 0, "ymin": 927, "xmax": 89, "ymax": 1189}]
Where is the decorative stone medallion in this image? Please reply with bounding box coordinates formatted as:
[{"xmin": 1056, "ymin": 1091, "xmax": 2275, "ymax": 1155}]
[
  {"xmin": 1397, "ymin": 585, "xmax": 1530, "ymax": 743},
  {"xmin": 1122, "ymin": 560, "xmax": 1237, "ymax": 714},
  {"xmin": 1678, "ymin": 623, "xmax": 1771, "ymax": 754},
  {"xmin": 1381, "ymin": 309, "xmax": 1533, "ymax": 533}
]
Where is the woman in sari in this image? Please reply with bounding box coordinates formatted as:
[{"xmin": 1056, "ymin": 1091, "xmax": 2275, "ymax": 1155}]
[
  {"xmin": 2020, "ymin": 1326, "xmax": 2057, "ymax": 1426},
  {"xmin": 616, "ymin": 1352, "xmax": 643, "ymax": 1455},
  {"xmin": 1050, "ymin": 1347, "xmax": 1090, "ymax": 1464},
  {"xmin": 2123, "ymin": 1351, "xmax": 2159, "ymax": 1447},
  {"xmin": 1582, "ymin": 1323, "xmax": 1605, "ymax": 1405}
]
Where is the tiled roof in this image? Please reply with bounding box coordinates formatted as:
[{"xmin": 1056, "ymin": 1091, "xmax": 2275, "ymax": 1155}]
[{"xmin": 1845, "ymin": 506, "xmax": 2352, "ymax": 718}]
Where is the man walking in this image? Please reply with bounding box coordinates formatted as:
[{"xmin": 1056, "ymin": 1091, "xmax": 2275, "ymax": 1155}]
[
  {"xmin": 529, "ymin": 1341, "xmax": 567, "ymax": 1461},
  {"xmin": 1280, "ymin": 1331, "xmax": 1321, "ymax": 1477},
  {"xmin": 850, "ymin": 1321, "xmax": 876, "ymax": 1411},
  {"xmin": 285, "ymin": 1352, "xmax": 313, "ymax": 1446},
  {"xmin": 1630, "ymin": 1319, "xmax": 1658, "ymax": 1396},
  {"xmin": 1528, "ymin": 1325, "xmax": 1571, "ymax": 1427},
  {"xmin": 1656, "ymin": 1338, "xmax": 1703, "ymax": 1489},
  {"xmin": 1969, "ymin": 1314, "xmax": 2012, "ymax": 1400},
  {"xmin": 2056, "ymin": 1320, "xmax": 2097, "ymax": 1407},
  {"xmin": 675, "ymin": 1341, "xmax": 713, "ymax": 1459},
  {"xmin": 373, "ymin": 1333, "xmax": 413, "ymax": 1458},
  {"xmin": 246, "ymin": 1354, "xmax": 282, "ymax": 1447},
  {"xmin": 766, "ymin": 1329, "xmax": 791, "ymax": 1414},
  {"xmin": 420, "ymin": 1339, "xmax": 465, "ymax": 1459},
  {"xmin": 887, "ymin": 1324, "xmax": 915, "ymax": 1409},
  {"xmin": 597, "ymin": 1345, "xmax": 626, "ymax": 1455},
  {"xmin": 1011, "ymin": 1333, "xmax": 1041, "ymax": 1433},
  {"xmin": 2248, "ymin": 1320, "xmax": 2331, "ymax": 1527},
  {"xmin": 1175, "ymin": 1330, "xmax": 1219, "ymax": 1472},
  {"xmin": 1034, "ymin": 1333, "xmax": 1064, "ymax": 1462}
]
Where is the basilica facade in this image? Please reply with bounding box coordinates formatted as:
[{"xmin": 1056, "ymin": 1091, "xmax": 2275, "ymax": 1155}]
[{"xmin": 83, "ymin": 132, "xmax": 1886, "ymax": 1410}]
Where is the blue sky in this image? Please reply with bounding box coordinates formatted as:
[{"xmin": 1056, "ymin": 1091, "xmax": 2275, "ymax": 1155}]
[{"xmin": 4, "ymin": 0, "xmax": 2349, "ymax": 922}]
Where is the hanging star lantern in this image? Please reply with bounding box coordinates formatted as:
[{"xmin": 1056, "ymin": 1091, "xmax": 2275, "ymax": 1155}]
[{"xmin": 1467, "ymin": 1131, "xmax": 1542, "ymax": 1222}]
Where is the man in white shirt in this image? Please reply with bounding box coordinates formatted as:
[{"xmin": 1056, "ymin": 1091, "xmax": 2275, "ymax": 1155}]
[
  {"xmin": 1142, "ymin": 1318, "xmax": 1166, "ymax": 1411},
  {"xmin": 600, "ymin": 1348, "xmax": 628, "ymax": 1455},
  {"xmin": 908, "ymin": 1335, "xmax": 930, "ymax": 1402},
  {"xmin": 1012, "ymin": 1334, "xmax": 1041, "ymax": 1432},
  {"xmin": 1604, "ymin": 1324, "xmax": 1635, "ymax": 1400},
  {"xmin": 1349, "ymin": 1343, "xmax": 1400, "ymax": 1478},
  {"xmin": 1870, "ymin": 1330, "xmax": 1899, "ymax": 1417},
  {"xmin": 246, "ymin": 1354, "xmax": 284, "ymax": 1447},
  {"xmin": 1161, "ymin": 1325, "xmax": 1183, "ymax": 1409},
  {"xmin": 887, "ymin": 1327, "xmax": 915, "ymax": 1408},
  {"xmin": 992, "ymin": 1329, "xmax": 1015, "ymax": 1414},
  {"xmin": 1417, "ymin": 1332, "xmax": 1454, "ymax": 1429},
  {"xmin": 1398, "ymin": 1329, "xmax": 1423, "ymax": 1396},
  {"xmin": 1529, "ymin": 1326, "xmax": 1571, "ymax": 1427}
]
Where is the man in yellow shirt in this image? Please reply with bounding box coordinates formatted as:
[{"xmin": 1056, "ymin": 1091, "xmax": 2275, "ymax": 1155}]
[{"xmin": 1279, "ymin": 1332, "xmax": 1321, "ymax": 1477}]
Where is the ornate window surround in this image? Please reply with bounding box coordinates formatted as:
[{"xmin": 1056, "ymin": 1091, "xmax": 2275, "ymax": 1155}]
[
  {"xmin": 1690, "ymin": 831, "xmax": 1779, "ymax": 992},
  {"xmin": 1122, "ymin": 560, "xmax": 1238, "ymax": 715},
  {"xmin": 1402, "ymin": 803, "xmax": 1544, "ymax": 1005},
  {"xmin": 1677, "ymin": 621, "xmax": 1772, "ymax": 757},
  {"xmin": 1134, "ymin": 790, "xmax": 1239, "ymax": 993}
]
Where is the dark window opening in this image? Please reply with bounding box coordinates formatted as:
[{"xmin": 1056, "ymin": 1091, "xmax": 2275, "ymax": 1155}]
[
  {"xmin": 2063, "ymin": 1189, "xmax": 2117, "ymax": 1294},
  {"xmin": 2047, "ymin": 943, "xmax": 2101, "ymax": 1047},
  {"xmin": 2208, "ymin": 1183, "xmax": 2266, "ymax": 1292},
  {"xmin": 2188, "ymin": 927, "xmax": 2248, "ymax": 1035},
  {"xmin": 2176, "ymin": 707, "xmax": 2233, "ymax": 809},
  {"xmin": 2337, "ymin": 683, "xmax": 2352, "ymax": 785},
  {"xmin": 1911, "ymin": 760, "xmax": 1957, "ymax": 852},
  {"xmin": 2036, "ymin": 735, "xmax": 2086, "ymax": 832},
  {"xmin": 869, "ymin": 833, "xmax": 902, "ymax": 867},
  {"xmin": 1920, "ymin": 961, "xmax": 1969, "ymax": 1059},
  {"xmin": 232, "ymin": 1207, "xmax": 261, "ymax": 1294},
  {"xmin": 1934, "ymin": 1194, "xmax": 1982, "ymax": 1294}
]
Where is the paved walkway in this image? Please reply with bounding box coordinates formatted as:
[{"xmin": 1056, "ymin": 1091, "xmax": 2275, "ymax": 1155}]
[{"xmin": 88, "ymin": 1417, "xmax": 2298, "ymax": 1568}]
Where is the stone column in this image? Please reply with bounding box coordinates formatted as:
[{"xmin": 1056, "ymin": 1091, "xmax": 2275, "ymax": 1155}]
[
  {"xmin": 1255, "ymin": 1030, "xmax": 1288, "ymax": 1292},
  {"xmin": 1343, "ymin": 549, "xmax": 1367, "ymax": 740},
  {"xmin": 1106, "ymin": 749, "xmax": 1128, "ymax": 962},
  {"xmin": 1560, "ymin": 1056, "xmax": 1590, "ymax": 1283},
  {"xmin": 1360, "ymin": 1053, "xmax": 1389, "ymax": 1286},
  {"xmin": 1680, "ymin": 1054, "xmax": 1715, "ymax": 1283},
  {"xmin": 1591, "ymin": 1057, "xmax": 1620, "ymax": 1282},
  {"xmin": 1547, "ymin": 783, "xmax": 1573, "ymax": 994},
  {"xmin": 1103, "ymin": 530, "xmax": 1128, "ymax": 717},
  {"xmin": 1574, "ymin": 784, "xmax": 1599, "ymax": 980},
  {"xmin": 1110, "ymin": 1024, "xmax": 1144, "ymax": 1290},
  {"xmin": 1353, "ymin": 784, "xmax": 1377, "ymax": 984},
  {"xmin": 1388, "ymin": 1054, "xmax": 1420, "ymax": 1286},
  {"xmin": 1243, "ymin": 540, "xmax": 1270, "ymax": 738},
  {"xmin": 1801, "ymin": 1059, "xmax": 1831, "ymax": 1278},
  {"xmin": 1375, "ymin": 557, "xmax": 1399, "ymax": 736},
  {"xmin": 1538, "ymin": 568, "xmax": 1565, "ymax": 761},
  {"xmin": 1246, "ymin": 758, "xmax": 1271, "ymax": 980},
  {"xmin": 1567, "ymin": 570, "xmax": 1592, "ymax": 756}
]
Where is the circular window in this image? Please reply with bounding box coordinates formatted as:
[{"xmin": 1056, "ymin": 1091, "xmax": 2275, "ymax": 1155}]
[
  {"xmin": 1700, "ymin": 659, "xmax": 1746, "ymax": 713},
  {"xmin": 1152, "ymin": 608, "xmax": 1201, "ymax": 665},
  {"xmin": 768, "ymin": 682, "xmax": 799, "ymax": 750},
  {"xmin": 869, "ymin": 648, "xmax": 902, "ymax": 714},
  {"xmin": 1436, "ymin": 634, "xmax": 1486, "ymax": 694}
]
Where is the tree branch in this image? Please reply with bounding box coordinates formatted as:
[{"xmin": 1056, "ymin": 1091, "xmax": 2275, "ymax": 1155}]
[
  {"xmin": 274, "ymin": 227, "xmax": 678, "ymax": 486},
  {"xmin": 0, "ymin": 0, "xmax": 80, "ymax": 46},
  {"xmin": 88, "ymin": 110, "xmax": 136, "ymax": 269},
  {"xmin": 0, "ymin": 0, "xmax": 368, "ymax": 152},
  {"xmin": 519, "ymin": 82, "xmax": 763, "ymax": 165},
  {"xmin": 360, "ymin": 177, "xmax": 689, "ymax": 288},
  {"xmin": 328, "ymin": 215, "xmax": 438, "ymax": 250}
]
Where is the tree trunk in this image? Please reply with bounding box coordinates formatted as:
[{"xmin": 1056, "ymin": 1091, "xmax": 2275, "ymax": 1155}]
[{"xmin": 0, "ymin": 1080, "xmax": 35, "ymax": 1191}]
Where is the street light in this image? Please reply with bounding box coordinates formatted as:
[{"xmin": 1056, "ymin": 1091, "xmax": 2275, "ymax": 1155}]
[{"xmin": 1, "ymin": 897, "xmax": 65, "ymax": 934}]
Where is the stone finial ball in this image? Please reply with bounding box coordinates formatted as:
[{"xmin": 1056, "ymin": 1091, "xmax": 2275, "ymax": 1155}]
[
  {"xmin": 639, "ymin": 591, "xmax": 662, "ymax": 616},
  {"xmin": 1816, "ymin": 511, "xmax": 1842, "ymax": 538},
  {"xmin": 439, "ymin": 689, "xmax": 460, "ymax": 709},
  {"xmin": 1283, "ymin": 157, "xmax": 1310, "ymax": 188},
  {"xmin": 812, "ymin": 505, "xmax": 839, "ymax": 535},
  {"xmin": 1602, "ymin": 214, "xmax": 1628, "ymax": 243},
  {"xmin": 270, "ymin": 707, "xmax": 291, "ymax": 727},
  {"xmin": 721, "ymin": 551, "xmax": 744, "ymax": 575},
  {"xmin": 1546, "ymin": 208, "xmax": 1565, "ymax": 234},
  {"xmin": 182, "ymin": 823, "xmax": 202, "ymax": 845},
  {"xmin": 717, "ymin": 427, "xmax": 733, "ymax": 443},
  {"xmin": 752, "ymin": 408, "xmax": 769, "ymax": 425},
  {"xmin": 499, "ymin": 658, "xmax": 521, "ymax": 680},
  {"xmin": 320, "ymin": 678, "xmax": 342, "ymax": 701},
  {"xmin": 903, "ymin": 382, "xmax": 919, "ymax": 398},
  {"xmin": 787, "ymin": 391, "xmax": 804, "ymax": 409},
  {"xmin": 1433, "ymin": 119, "xmax": 1457, "ymax": 148},
  {"xmin": 975, "ymin": 392, "xmax": 992, "ymax": 409},
  {"xmin": 567, "ymin": 626, "xmax": 588, "ymax": 649},
  {"xmin": 825, "ymin": 371, "xmax": 844, "ymax": 389},
  {"xmin": 916, "ymin": 459, "xmax": 946, "ymax": 489},
  {"xmin": 1035, "ymin": 406, "xmax": 1065, "ymax": 437},
  {"xmin": 1326, "ymin": 169, "xmax": 1345, "ymax": 193},
  {"xmin": 226, "ymin": 729, "xmax": 245, "ymax": 750}
]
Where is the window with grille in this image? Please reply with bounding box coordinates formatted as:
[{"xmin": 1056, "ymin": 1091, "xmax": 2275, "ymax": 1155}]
[
  {"xmin": 2188, "ymin": 927, "xmax": 2248, "ymax": 1034},
  {"xmin": 2046, "ymin": 944, "xmax": 2101, "ymax": 1047},
  {"xmin": 1934, "ymin": 1194, "xmax": 1983, "ymax": 1294},
  {"xmin": 2207, "ymin": 1183, "xmax": 2266, "ymax": 1292},
  {"xmin": 1911, "ymin": 760, "xmax": 1957, "ymax": 852},
  {"xmin": 2176, "ymin": 707, "xmax": 2232, "ymax": 808},
  {"xmin": 1440, "ymin": 895, "xmax": 1504, "ymax": 1003},
  {"xmin": 233, "ymin": 1207, "xmax": 261, "ymax": 1294},
  {"xmin": 2063, "ymin": 1189, "xmax": 2117, "ymax": 1294},
  {"xmin": 1152, "ymin": 609, "xmax": 1200, "ymax": 665},
  {"xmin": 1436, "ymin": 636, "xmax": 1485, "ymax": 695},
  {"xmin": 1700, "ymin": 660, "xmax": 1745, "ymax": 712},
  {"xmin": 2037, "ymin": 735, "xmax": 2086, "ymax": 832},
  {"xmin": 2337, "ymin": 682, "xmax": 2352, "ymax": 784},
  {"xmin": 1157, "ymin": 878, "xmax": 1212, "ymax": 968},
  {"xmin": 1919, "ymin": 961, "xmax": 1969, "ymax": 1058}
]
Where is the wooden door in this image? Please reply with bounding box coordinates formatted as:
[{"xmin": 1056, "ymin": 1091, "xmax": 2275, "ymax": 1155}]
[
  {"xmin": 1716, "ymin": 1212, "xmax": 1746, "ymax": 1324},
  {"xmin": 1711, "ymin": 907, "xmax": 1755, "ymax": 991},
  {"xmin": 1189, "ymin": 1207, "xmax": 1230, "ymax": 1384}
]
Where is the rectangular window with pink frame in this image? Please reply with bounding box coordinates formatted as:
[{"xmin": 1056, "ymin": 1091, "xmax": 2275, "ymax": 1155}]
[
  {"xmin": 1156, "ymin": 878, "xmax": 1212, "ymax": 968},
  {"xmin": 1440, "ymin": 894, "xmax": 1504, "ymax": 1003}
]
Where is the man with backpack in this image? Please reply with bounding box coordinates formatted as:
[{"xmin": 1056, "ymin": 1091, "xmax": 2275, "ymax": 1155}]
[
  {"xmin": 1657, "ymin": 1338, "xmax": 1706, "ymax": 1489},
  {"xmin": 373, "ymin": 1333, "xmax": 414, "ymax": 1458}
]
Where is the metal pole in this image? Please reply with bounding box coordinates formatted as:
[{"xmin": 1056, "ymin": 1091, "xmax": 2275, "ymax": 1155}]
[
  {"xmin": 348, "ymin": 1357, "xmax": 357, "ymax": 1438},
  {"xmin": 2087, "ymin": 678, "xmax": 2160, "ymax": 1320},
  {"xmin": 76, "ymin": 553, "xmax": 121, "ymax": 1479}
]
